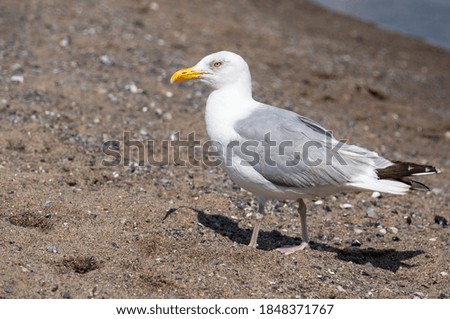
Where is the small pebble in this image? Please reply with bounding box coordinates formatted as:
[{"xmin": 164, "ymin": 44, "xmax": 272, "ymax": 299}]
[
  {"xmin": 62, "ymin": 291, "xmax": 71, "ymax": 299},
  {"xmin": 371, "ymin": 191, "xmax": 381, "ymax": 198},
  {"xmin": 340, "ymin": 203, "xmax": 353, "ymax": 210},
  {"xmin": 11, "ymin": 63, "xmax": 24, "ymax": 73},
  {"xmin": 165, "ymin": 91, "xmax": 173, "ymax": 98},
  {"xmin": 377, "ymin": 227, "xmax": 387, "ymax": 236},
  {"xmin": 100, "ymin": 55, "xmax": 113, "ymax": 66},
  {"xmin": 440, "ymin": 272, "xmax": 448, "ymax": 277},
  {"xmin": 150, "ymin": 2, "xmax": 159, "ymax": 10},
  {"xmin": 162, "ymin": 112, "xmax": 172, "ymax": 121},
  {"xmin": 46, "ymin": 245, "xmax": 59, "ymax": 253},
  {"xmin": 19, "ymin": 266, "xmax": 30, "ymax": 272},
  {"xmin": 43, "ymin": 200, "xmax": 54, "ymax": 208},
  {"xmin": 108, "ymin": 94, "xmax": 118, "ymax": 104},
  {"xmin": 434, "ymin": 215, "xmax": 448, "ymax": 227},
  {"xmin": 388, "ymin": 226, "xmax": 398, "ymax": 234},
  {"xmin": 405, "ymin": 216, "xmax": 412, "ymax": 224},
  {"xmin": 365, "ymin": 262, "xmax": 375, "ymax": 270},
  {"xmin": 353, "ymin": 227, "xmax": 363, "ymax": 235},
  {"xmin": 139, "ymin": 128, "xmax": 148, "ymax": 136},
  {"xmin": 11, "ymin": 75, "xmax": 24, "ymax": 83},
  {"xmin": 125, "ymin": 82, "xmax": 143, "ymax": 94},
  {"xmin": 366, "ymin": 208, "xmax": 377, "ymax": 218},
  {"xmin": 351, "ymin": 239, "xmax": 361, "ymax": 247},
  {"xmin": 392, "ymin": 236, "xmax": 400, "ymax": 242},
  {"xmin": 313, "ymin": 199, "xmax": 323, "ymax": 205},
  {"xmin": 431, "ymin": 188, "xmax": 443, "ymax": 196},
  {"xmin": 59, "ymin": 36, "xmax": 71, "ymax": 47},
  {"xmin": 4, "ymin": 285, "xmax": 13, "ymax": 293},
  {"xmin": 211, "ymin": 259, "xmax": 220, "ymax": 265},
  {"xmin": 414, "ymin": 292, "xmax": 425, "ymax": 299},
  {"xmin": 337, "ymin": 285, "xmax": 346, "ymax": 292},
  {"xmin": 362, "ymin": 200, "xmax": 371, "ymax": 207}
]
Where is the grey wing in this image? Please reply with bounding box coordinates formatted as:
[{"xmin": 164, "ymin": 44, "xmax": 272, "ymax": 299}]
[{"xmin": 233, "ymin": 104, "xmax": 391, "ymax": 189}]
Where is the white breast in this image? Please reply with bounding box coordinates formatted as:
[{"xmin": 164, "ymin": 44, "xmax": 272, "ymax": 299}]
[{"xmin": 205, "ymin": 89, "xmax": 257, "ymax": 144}]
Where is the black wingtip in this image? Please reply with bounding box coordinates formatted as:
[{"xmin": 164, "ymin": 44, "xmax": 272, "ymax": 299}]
[
  {"xmin": 377, "ymin": 161, "xmax": 439, "ymax": 180},
  {"xmin": 400, "ymin": 179, "xmax": 431, "ymax": 191}
]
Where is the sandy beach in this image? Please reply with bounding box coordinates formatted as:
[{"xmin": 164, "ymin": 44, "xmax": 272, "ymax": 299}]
[{"xmin": 0, "ymin": 0, "xmax": 448, "ymax": 298}]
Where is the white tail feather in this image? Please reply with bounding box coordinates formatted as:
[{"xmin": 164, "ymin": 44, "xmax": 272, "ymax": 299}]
[{"xmin": 346, "ymin": 176, "xmax": 410, "ymax": 195}]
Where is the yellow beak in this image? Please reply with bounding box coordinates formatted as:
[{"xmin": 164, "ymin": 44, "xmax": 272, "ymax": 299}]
[{"xmin": 170, "ymin": 66, "xmax": 203, "ymax": 83}]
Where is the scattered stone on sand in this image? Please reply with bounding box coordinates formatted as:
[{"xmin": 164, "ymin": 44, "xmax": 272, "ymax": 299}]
[
  {"xmin": 46, "ymin": 245, "xmax": 59, "ymax": 253},
  {"xmin": 11, "ymin": 63, "xmax": 24, "ymax": 73},
  {"xmin": 371, "ymin": 191, "xmax": 381, "ymax": 198},
  {"xmin": 11, "ymin": 75, "xmax": 24, "ymax": 83},
  {"xmin": 62, "ymin": 291, "xmax": 71, "ymax": 299},
  {"xmin": 340, "ymin": 203, "xmax": 354, "ymax": 210},
  {"xmin": 212, "ymin": 259, "xmax": 220, "ymax": 265},
  {"xmin": 377, "ymin": 227, "xmax": 387, "ymax": 236},
  {"xmin": 125, "ymin": 82, "xmax": 144, "ymax": 94},
  {"xmin": 59, "ymin": 36, "xmax": 71, "ymax": 47},
  {"xmin": 162, "ymin": 112, "xmax": 173, "ymax": 121},
  {"xmin": 405, "ymin": 216, "xmax": 412, "ymax": 225},
  {"xmin": 366, "ymin": 208, "xmax": 377, "ymax": 218},
  {"xmin": 414, "ymin": 291, "xmax": 425, "ymax": 299},
  {"xmin": 431, "ymin": 188, "xmax": 444, "ymax": 196},
  {"xmin": 444, "ymin": 131, "xmax": 450, "ymax": 140},
  {"xmin": 100, "ymin": 55, "xmax": 113, "ymax": 66},
  {"xmin": 4, "ymin": 285, "xmax": 13, "ymax": 293},
  {"xmin": 434, "ymin": 215, "xmax": 448, "ymax": 227},
  {"xmin": 351, "ymin": 239, "xmax": 362, "ymax": 247},
  {"xmin": 43, "ymin": 201, "xmax": 54, "ymax": 208},
  {"xmin": 388, "ymin": 227, "xmax": 398, "ymax": 234}
]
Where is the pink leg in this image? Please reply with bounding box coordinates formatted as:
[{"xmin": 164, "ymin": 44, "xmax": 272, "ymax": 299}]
[
  {"xmin": 248, "ymin": 198, "xmax": 265, "ymax": 248},
  {"xmin": 277, "ymin": 199, "xmax": 310, "ymax": 254}
]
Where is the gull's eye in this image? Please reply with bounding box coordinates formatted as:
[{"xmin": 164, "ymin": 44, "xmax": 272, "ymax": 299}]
[{"xmin": 212, "ymin": 61, "xmax": 223, "ymax": 68}]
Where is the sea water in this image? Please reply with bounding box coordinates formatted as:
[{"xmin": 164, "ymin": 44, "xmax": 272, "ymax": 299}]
[{"xmin": 311, "ymin": 0, "xmax": 450, "ymax": 50}]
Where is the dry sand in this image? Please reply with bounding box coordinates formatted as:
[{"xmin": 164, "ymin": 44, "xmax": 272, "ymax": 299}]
[{"xmin": 0, "ymin": 0, "xmax": 448, "ymax": 298}]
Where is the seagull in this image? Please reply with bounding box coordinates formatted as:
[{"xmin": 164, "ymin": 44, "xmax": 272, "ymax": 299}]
[{"xmin": 170, "ymin": 51, "xmax": 439, "ymax": 254}]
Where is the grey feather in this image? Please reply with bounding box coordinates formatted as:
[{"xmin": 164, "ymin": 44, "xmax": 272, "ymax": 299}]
[{"xmin": 233, "ymin": 104, "xmax": 391, "ymax": 189}]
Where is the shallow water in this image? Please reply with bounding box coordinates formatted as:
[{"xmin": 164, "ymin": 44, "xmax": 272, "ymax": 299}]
[{"xmin": 311, "ymin": 0, "xmax": 450, "ymax": 50}]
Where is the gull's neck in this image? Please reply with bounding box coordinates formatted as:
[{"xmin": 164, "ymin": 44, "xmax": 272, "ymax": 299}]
[
  {"xmin": 205, "ymin": 73, "xmax": 257, "ymax": 142},
  {"xmin": 214, "ymin": 69, "xmax": 253, "ymax": 100}
]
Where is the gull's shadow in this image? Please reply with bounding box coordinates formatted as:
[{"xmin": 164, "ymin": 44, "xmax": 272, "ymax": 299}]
[
  {"xmin": 165, "ymin": 207, "xmax": 424, "ymax": 272},
  {"xmin": 311, "ymin": 243, "xmax": 424, "ymax": 272}
]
